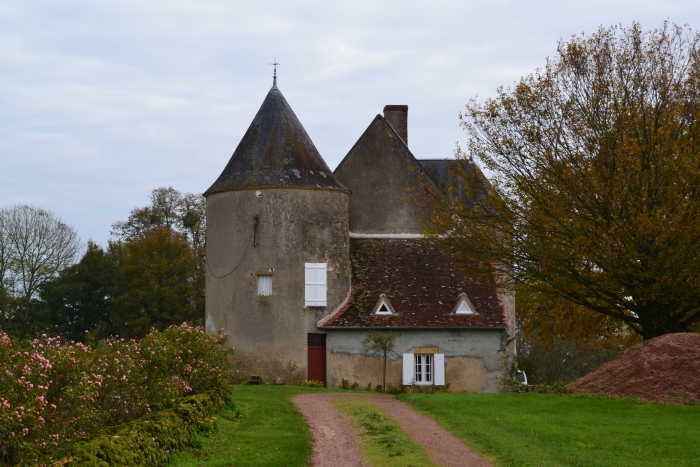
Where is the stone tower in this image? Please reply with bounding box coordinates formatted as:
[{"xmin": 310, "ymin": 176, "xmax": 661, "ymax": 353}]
[{"xmin": 204, "ymin": 78, "xmax": 350, "ymax": 384}]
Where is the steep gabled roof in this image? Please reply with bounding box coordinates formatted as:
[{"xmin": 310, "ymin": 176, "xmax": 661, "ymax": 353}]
[
  {"xmin": 206, "ymin": 84, "xmax": 347, "ymax": 195},
  {"xmin": 334, "ymin": 114, "xmax": 443, "ymax": 195},
  {"xmin": 332, "ymin": 115, "xmax": 444, "ymax": 234},
  {"xmin": 320, "ymin": 239, "xmax": 508, "ymax": 329}
]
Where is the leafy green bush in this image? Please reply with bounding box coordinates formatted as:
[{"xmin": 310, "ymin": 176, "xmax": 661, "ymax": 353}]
[{"xmin": 0, "ymin": 324, "xmax": 234, "ymax": 466}]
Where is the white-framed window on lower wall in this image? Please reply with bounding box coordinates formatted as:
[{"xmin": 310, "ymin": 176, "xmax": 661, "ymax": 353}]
[
  {"xmin": 415, "ymin": 354, "xmax": 433, "ymax": 384},
  {"xmin": 402, "ymin": 353, "xmax": 445, "ymax": 386}
]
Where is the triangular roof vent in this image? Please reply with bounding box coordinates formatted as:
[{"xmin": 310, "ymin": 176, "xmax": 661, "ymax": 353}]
[
  {"xmin": 372, "ymin": 294, "xmax": 396, "ymax": 316},
  {"xmin": 453, "ymin": 293, "xmax": 478, "ymax": 315}
]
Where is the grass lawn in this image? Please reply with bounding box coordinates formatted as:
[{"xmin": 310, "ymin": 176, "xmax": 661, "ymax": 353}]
[
  {"xmin": 333, "ymin": 396, "xmax": 439, "ymax": 467},
  {"xmin": 168, "ymin": 385, "xmax": 325, "ymax": 467},
  {"xmin": 397, "ymin": 392, "xmax": 700, "ymax": 467}
]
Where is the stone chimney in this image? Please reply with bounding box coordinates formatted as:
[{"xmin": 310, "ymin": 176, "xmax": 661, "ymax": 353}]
[{"xmin": 383, "ymin": 105, "xmax": 408, "ymax": 145}]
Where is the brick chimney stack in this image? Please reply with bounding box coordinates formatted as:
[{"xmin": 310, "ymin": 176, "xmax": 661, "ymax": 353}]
[{"xmin": 383, "ymin": 105, "xmax": 408, "ymax": 145}]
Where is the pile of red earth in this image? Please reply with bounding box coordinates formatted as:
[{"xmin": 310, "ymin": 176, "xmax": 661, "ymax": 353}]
[{"xmin": 568, "ymin": 332, "xmax": 700, "ymax": 405}]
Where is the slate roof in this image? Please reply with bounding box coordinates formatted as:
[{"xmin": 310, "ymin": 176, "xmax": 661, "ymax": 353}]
[
  {"xmin": 206, "ymin": 83, "xmax": 347, "ymax": 195},
  {"xmin": 417, "ymin": 159, "xmax": 485, "ymax": 209},
  {"xmin": 320, "ymin": 239, "xmax": 508, "ymax": 329}
]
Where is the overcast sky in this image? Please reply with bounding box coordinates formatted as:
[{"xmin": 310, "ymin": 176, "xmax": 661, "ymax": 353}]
[{"xmin": 1, "ymin": 1, "xmax": 698, "ymax": 246}]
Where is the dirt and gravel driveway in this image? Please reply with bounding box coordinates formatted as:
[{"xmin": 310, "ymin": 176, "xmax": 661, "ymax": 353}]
[
  {"xmin": 369, "ymin": 396, "xmax": 492, "ymax": 467},
  {"xmin": 294, "ymin": 393, "xmax": 491, "ymax": 467},
  {"xmin": 294, "ymin": 394, "xmax": 368, "ymax": 467}
]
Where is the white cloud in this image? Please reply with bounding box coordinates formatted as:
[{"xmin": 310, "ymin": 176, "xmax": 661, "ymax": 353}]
[{"xmin": 0, "ymin": 0, "xmax": 699, "ymax": 244}]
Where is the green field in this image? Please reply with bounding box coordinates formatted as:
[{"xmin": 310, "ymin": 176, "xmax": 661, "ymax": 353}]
[
  {"xmin": 169, "ymin": 387, "xmax": 700, "ymax": 467},
  {"xmin": 398, "ymin": 392, "xmax": 700, "ymax": 467},
  {"xmin": 168, "ymin": 385, "xmax": 321, "ymax": 467}
]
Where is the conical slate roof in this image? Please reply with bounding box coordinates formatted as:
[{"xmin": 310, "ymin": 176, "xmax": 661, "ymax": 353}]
[{"xmin": 206, "ymin": 83, "xmax": 348, "ymax": 195}]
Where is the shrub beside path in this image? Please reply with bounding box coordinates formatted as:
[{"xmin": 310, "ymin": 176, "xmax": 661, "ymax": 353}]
[{"xmin": 294, "ymin": 393, "xmax": 491, "ymax": 467}]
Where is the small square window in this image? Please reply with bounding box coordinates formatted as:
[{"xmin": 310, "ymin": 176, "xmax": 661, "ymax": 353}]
[{"xmin": 258, "ymin": 275, "xmax": 272, "ymax": 296}]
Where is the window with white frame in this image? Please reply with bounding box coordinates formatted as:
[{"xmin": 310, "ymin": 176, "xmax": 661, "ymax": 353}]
[
  {"xmin": 414, "ymin": 354, "xmax": 433, "ymax": 384},
  {"xmin": 402, "ymin": 353, "xmax": 445, "ymax": 386},
  {"xmin": 257, "ymin": 275, "xmax": 272, "ymax": 296},
  {"xmin": 304, "ymin": 263, "xmax": 327, "ymax": 306}
]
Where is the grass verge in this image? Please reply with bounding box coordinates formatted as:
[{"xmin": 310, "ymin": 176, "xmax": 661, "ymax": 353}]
[
  {"xmin": 397, "ymin": 392, "xmax": 700, "ymax": 467},
  {"xmin": 332, "ymin": 396, "xmax": 440, "ymax": 467},
  {"xmin": 168, "ymin": 385, "xmax": 324, "ymax": 467}
]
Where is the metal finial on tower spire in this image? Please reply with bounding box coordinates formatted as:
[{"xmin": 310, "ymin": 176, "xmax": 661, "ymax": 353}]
[{"xmin": 270, "ymin": 59, "xmax": 280, "ymax": 86}]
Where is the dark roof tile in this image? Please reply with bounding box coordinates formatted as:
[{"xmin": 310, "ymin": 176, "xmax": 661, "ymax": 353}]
[
  {"xmin": 321, "ymin": 239, "xmax": 508, "ymax": 328},
  {"xmin": 206, "ymin": 84, "xmax": 347, "ymax": 195}
]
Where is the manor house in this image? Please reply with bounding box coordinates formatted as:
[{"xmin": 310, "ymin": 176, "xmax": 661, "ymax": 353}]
[{"xmin": 204, "ymin": 75, "xmax": 515, "ymax": 392}]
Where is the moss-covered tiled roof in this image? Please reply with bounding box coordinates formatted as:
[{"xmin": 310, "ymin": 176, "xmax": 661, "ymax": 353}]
[{"xmin": 321, "ymin": 239, "xmax": 508, "ymax": 328}]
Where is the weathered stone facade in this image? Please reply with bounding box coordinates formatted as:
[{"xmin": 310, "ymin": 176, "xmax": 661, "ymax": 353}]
[
  {"xmin": 333, "ymin": 115, "xmax": 439, "ymax": 235},
  {"xmin": 205, "ymin": 188, "xmax": 349, "ymax": 381},
  {"xmin": 326, "ymin": 329, "xmax": 508, "ymax": 392},
  {"xmin": 205, "ymin": 81, "xmax": 515, "ymax": 391}
]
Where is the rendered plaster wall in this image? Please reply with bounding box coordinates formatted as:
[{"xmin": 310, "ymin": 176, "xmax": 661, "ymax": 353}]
[
  {"xmin": 205, "ymin": 188, "xmax": 350, "ymax": 383},
  {"xmin": 334, "ymin": 117, "xmax": 436, "ymax": 235},
  {"xmin": 326, "ymin": 328, "xmax": 508, "ymax": 392}
]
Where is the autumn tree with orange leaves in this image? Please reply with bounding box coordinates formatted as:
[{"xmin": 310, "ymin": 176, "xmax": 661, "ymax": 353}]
[{"xmin": 426, "ymin": 23, "xmax": 700, "ymax": 340}]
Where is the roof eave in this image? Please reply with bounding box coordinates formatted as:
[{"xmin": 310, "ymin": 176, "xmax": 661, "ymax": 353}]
[
  {"xmin": 204, "ymin": 184, "xmax": 351, "ymax": 198},
  {"xmin": 321, "ymin": 325, "xmax": 508, "ymax": 330}
]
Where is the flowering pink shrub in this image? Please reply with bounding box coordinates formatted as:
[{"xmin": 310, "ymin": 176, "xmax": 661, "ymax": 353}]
[{"xmin": 0, "ymin": 324, "xmax": 234, "ymax": 466}]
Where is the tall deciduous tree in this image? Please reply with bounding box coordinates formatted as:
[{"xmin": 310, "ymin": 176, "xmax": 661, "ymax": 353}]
[
  {"xmin": 111, "ymin": 186, "xmax": 205, "ymax": 332},
  {"xmin": 40, "ymin": 242, "xmax": 117, "ymax": 341},
  {"xmin": 0, "ymin": 205, "xmax": 81, "ymax": 336},
  {"xmin": 427, "ymin": 23, "xmax": 700, "ymax": 339},
  {"xmin": 111, "ymin": 186, "xmax": 205, "ymax": 252},
  {"xmin": 110, "ymin": 227, "xmax": 202, "ymax": 338}
]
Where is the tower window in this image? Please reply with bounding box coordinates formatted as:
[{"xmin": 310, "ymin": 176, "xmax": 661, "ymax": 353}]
[
  {"xmin": 258, "ymin": 275, "xmax": 273, "ymax": 296},
  {"xmin": 305, "ymin": 263, "xmax": 327, "ymax": 306}
]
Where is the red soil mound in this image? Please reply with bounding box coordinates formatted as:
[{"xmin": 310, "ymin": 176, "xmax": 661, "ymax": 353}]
[{"xmin": 568, "ymin": 333, "xmax": 700, "ymax": 404}]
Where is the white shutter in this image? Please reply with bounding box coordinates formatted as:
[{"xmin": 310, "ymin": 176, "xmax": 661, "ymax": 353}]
[
  {"xmin": 305, "ymin": 263, "xmax": 327, "ymax": 306},
  {"xmin": 434, "ymin": 353, "xmax": 445, "ymax": 386},
  {"xmin": 257, "ymin": 275, "xmax": 272, "ymax": 296},
  {"xmin": 402, "ymin": 353, "xmax": 413, "ymax": 385},
  {"xmin": 305, "ymin": 265, "xmax": 316, "ymax": 305},
  {"xmin": 317, "ymin": 263, "xmax": 327, "ymax": 306}
]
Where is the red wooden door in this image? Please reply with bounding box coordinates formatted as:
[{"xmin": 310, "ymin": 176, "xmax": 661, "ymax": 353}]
[{"xmin": 307, "ymin": 333, "xmax": 326, "ymax": 386}]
